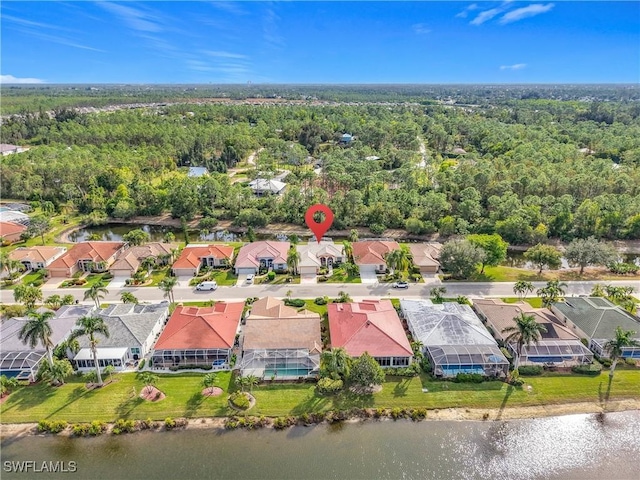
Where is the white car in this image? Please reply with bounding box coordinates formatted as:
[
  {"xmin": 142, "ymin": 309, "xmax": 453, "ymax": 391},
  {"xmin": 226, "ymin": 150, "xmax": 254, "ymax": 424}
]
[
  {"xmin": 392, "ymin": 281, "xmax": 409, "ymax": 289},
  {"xmin": 196, "ymin": 281, "xmax": 218, "ymax": 291},
  {"xmin": 245, "ymin": 274, "xmax": 255, "ymax": 284}
]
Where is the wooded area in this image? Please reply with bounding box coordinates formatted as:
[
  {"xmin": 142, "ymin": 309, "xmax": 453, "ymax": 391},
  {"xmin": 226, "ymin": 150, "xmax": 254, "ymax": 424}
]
[{"xmin": 1, "ymin": 85, "xmax": 639, "ymax": 244}]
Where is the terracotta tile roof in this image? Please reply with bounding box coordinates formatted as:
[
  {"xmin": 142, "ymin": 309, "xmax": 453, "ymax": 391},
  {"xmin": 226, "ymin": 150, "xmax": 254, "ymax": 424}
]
[
  {"xmin": 352, "ymin": 241, "xmax": 400, "ymax": 265},
  {"xmin": 328, "ymin": 300, "xmax": 412, "ymax": 357},
  {"xmin": 9, "ymin": 246, "xmax": 66, "ymax": 264},
  {"xmin": 408, "ymin": 243, "xmax": 442, "ymax": 268},
  {"xmin": 235, "ymin": 241, "xmax": 290, "ymax": 269},
  {"xmin": 48, "ymin": 242, "xmax": 125, "ymax": 269},
  {"xmin": 110, "ymin": 243, "xmax": 177, "ymax": 271},
  {"xmin": 244, "ymin": 297, "xmax": 321, "ymax": 351},
  {"xmin": 173, "ymin": 244, "xmax": 234, "ymax": 269},
  {"xmin": 153, "ymin": 302, "xmax": 244, "ymax": 350},
  {"xmin": 0, "ymin": 221, "xmax": 27, "ymax": 236}
]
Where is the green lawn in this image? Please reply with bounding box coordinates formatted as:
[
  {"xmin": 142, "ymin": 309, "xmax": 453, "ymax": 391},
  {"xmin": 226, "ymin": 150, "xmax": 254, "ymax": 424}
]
[
  {"xmin": 456, "ymin": 265, "xmax": 640, "ymax": 283},
  {"xmin": 2, "ymin": 370, "xmax": 638, "ymax": 424},
  {"xmin": 256, "ymin": 273, "xmax": 301, "ymax": 285},
  {"xmin": 210, "ymin": 269, "xmax": 238, "ymax": 286},
  {"xmin": 500, "ymin": 297, "xmax": 544, "ymax": 308},
  {"xmin": 302, "ymin": 300, "xmax": 328, "ymax": 316},
  {"xmin": 324, "ymin": 267, "xmax": 362, "ymax": 283},
  {"xmin": 147, "ymin": 268, "xmax": 169, "ymax": 286}
]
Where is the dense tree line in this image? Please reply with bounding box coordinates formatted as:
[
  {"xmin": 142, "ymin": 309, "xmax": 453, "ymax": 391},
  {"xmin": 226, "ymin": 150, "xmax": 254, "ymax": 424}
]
[{"xmin": 1, "ymin": 87, "xmax": 639, "ymax": 243}]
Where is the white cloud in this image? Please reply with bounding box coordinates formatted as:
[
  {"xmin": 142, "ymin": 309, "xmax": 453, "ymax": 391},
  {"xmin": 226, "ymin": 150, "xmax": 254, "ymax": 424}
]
[
  {"xmin": 203, "ymin": 50, "xmax": 248, "ymax": 59},
  {"xmin": 455, "ymin": 3, "xmax": 479, "ymax": 19},
  {"xmin": 499, "ymin": 3, "xmax": 555, "ymax": 24},
  {"xmin": 99, "ymin": 2, "xmax": 163, "ymax": 32},
  {"xmin": 470, "ymin": 8, "xmax": 503, "ymax": 26},
  {"xmin": 412, "ymin": 23, "xmax": 431, "ymax": 35},
  {"xmin": 500, "ymin": 63, "xmax": 527, "ymax": 70},
  {"xmin": 1, "ymin": 74, "xmax": 44, "ymax": 84}
]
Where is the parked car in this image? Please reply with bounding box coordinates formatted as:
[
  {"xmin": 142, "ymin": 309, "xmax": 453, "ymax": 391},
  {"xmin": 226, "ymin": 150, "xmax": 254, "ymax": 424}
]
[
  {"xmin": 392, "ymin": 281, "xmax": 409, "ymax": 289},
  {"xmin": 245, "ymin": 274, "xmax": 255, "ymax": 284},
  {"xmin": 196, "ymin": 281, "xmax": 218, "ymax": 291}
]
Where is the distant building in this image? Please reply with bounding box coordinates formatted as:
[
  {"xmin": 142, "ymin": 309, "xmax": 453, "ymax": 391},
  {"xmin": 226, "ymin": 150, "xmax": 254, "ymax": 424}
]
[
  {"xmin": 340, "ymin": 133, "xmax": 353, "ymax": 145},
  {"xmin": 47, "ymin": 241, "xmax": 127, "ymax": 277},
  {"xmin": 408, "ymin": 243, "xmax": 442, "ymax": 274},
  {"xmin": 234, "ymin": 241, "xmax": 290, "ymax": 275},
  {"xmin": 172, "ymin": 244, "xmax": 234, "ymax": 277},
  {"xmin": 0, "ymin": 144, "xmax": 29, "ymax": 156},
  {"xmin": 0, "ymin": 222, "xmax": 27, "ymax": 244},
  {"xmin": 352, "ymin": 240, "xmax": 400, "ymax": 274},
  {"xmin": 9, "ymin": 246, "xmax": 67, "ymax": 271},
  {"xmin": 248, "ymin": 178, "xmax": 287, "ymax": 196},
  {"xmin": 296, "ymin": 241, "xmax": 345, "ymax": 275},
  {"xmin": 0, "ymin": 210, "xmax": 30, "ymax": 226}
]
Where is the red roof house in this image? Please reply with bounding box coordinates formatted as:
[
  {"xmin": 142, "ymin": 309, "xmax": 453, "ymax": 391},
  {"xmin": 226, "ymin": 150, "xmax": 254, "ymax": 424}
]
[
  {"xmin": 352, "ymin": 241, "xmax": 400, "ymax": 274},
  {"xmin": 47, "ymin": 241, "xmax": 126, "ymax": 278},
  {"xmin": 172, "ymin": 244, "xmax": 234, "ymax": 276},
  {"xmin": 152, "ymin": 302, "xmax": 244, "ymax": 369},
  {"xmin": 328, "ymin": 299, "xmax": 412, "ymax": 367},
  {"xmin": 0, "ymin": 222, "xmax": 27, "ymax": 244}
]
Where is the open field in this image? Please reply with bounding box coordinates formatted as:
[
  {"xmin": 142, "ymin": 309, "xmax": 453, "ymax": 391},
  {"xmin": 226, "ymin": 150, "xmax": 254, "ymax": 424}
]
[{"xmin": 2, "ymin": 370, "xmax": 638, "ymax": 424}]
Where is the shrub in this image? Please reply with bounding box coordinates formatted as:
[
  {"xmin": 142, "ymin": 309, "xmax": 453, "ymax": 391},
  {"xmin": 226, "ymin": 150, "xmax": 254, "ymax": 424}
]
[
  {"xmin": 572, "ymin": 363, "xmax": 603, "ymax": 376},
  {"xmin": 168, "ymin": 364, "xmax": 212, "ymax": 371},
  {"xmin": 112, "ymin": 419, "xmax": 136, "ymax": 435},
  {"xmin": 138, "ymin": 359, "xmax": 146, "ymax": 370},
  {"xmin": 410, "ymin": 408, "xmax": 427, "ymax": 421},
  {"xmin": 273, "ymin": 416, "xmax": 295, "ymax": 430},
  {"xmin": 390, "ymin": 407, "xmax": 405, "ymax": 420},
  {"xmin": 89, "ymin": 420, "xmax": 107, "ymax": 436},
  {"xmin": 318, "ymin": 275, "xmax": 328, "ymax": 282},
  {"xmin": 267, "ymin": 271, "xmax": 276, "ymax": 281},
  {"xmin": 37, "ymin": 420, "xmax": 67, "ymax": 434},
  {"xmin": 72, "ymin": 424, "xmax": 91, "ymax": 436},
  {"xmin": 137, "ymin": 418, "xmax": 158, "ymax": 430},
  {"xmin": 420, "ymin": 356, "xmax": 432, "ymax": 373},
  {"xmin": 369, "ymin": 223, "xmax": 386, "ymax": 235},
  {"xmin": 284, "ymin": 298, "xmax": 305, "ymax": 308},
  {"xmin": 229, "ymin": 392, "xmax": 251, "ymax": 409},
  {"xmin": 625, "ymin": 357, "xmax": 637, "ymax": 366},
  {"xmin": 608, "ymin": 262, "xmax": 639, "ymax": 275},
  {"xmin": 316, "ymin": 377, "xmax": 343, "ymax": 394},
  {"xmin": 410, "ymin": 274, "xmax": 422, "ymax": 282},
  {"xmin": 454, "ymin": 373, "xmax": 484, "ymax": 383},
  {"xmin": 314, "ymin": 296, "xmax": 328, "ymax": 305},
  {"xmin": 164, "ymin": 417, "xmax": 176, "ymax": 429},
  {"xmin": 509, "ymin": 377, "xmax": 525, "ymax": 387},
  {"xmin": 500, "ymin": 347, "xmax": 513, "ymax": 361},
  {"xmin": 518, "ymin": 365, "xmax": 543, "ymax": 376}
]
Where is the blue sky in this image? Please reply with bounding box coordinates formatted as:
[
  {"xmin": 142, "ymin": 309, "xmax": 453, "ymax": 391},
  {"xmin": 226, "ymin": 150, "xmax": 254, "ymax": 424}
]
[{"xmin": 1, "ymin": 1, "xmax": 638, "ymax": 84}]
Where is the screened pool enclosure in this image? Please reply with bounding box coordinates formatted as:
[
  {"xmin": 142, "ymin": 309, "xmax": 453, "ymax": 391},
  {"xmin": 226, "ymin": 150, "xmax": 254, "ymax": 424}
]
[{"xmin": 238, "ymin": 348, "xmax": 320, "ymax": 379}]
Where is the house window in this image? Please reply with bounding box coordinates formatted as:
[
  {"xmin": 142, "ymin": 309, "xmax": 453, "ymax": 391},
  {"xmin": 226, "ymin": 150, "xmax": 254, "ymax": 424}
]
[
  {"xmin": 393, "ymin": 357, "xmax": 409, "ymax": 367},
  {"xmin": 374, "ymin": 357, "xmax": 391, "ymax": 367},
  {"xmin": 131, "ymin": 348, "xmax": 141, "ymax": 356}
]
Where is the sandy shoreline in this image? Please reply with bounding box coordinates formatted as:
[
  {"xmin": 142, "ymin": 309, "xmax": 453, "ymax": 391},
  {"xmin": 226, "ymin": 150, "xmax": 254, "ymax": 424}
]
[{"xmin": 2, "ymin": 400, "xmax": 638, "ymax": 439}]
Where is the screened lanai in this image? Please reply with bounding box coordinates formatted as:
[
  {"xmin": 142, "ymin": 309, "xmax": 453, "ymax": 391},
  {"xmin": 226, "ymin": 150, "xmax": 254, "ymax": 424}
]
[
  {"xmin": 520, "ymin": 340, "xmax": 594, "ymax": 365},
  {"xmin": 0, "ymin": 351, "xmax": 45, "ymax": 381},
  {"xmin": 237, "ymin": 348, "xmax": 320, "ymax": 379},
  {"xmin": 400, "ymin": 299, "xmax": 509, "ymax": 378}
]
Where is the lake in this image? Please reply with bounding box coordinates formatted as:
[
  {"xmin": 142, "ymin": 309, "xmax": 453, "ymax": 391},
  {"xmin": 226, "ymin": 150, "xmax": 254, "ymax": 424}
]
[{"xmin": 2, "ymin": 411, "xmax": 639, "ymax": 479}]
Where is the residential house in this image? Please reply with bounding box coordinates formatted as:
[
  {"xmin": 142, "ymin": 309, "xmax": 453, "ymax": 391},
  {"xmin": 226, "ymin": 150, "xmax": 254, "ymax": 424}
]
[
  {"xmin": 0, "ymin": 222, "xmax": 27, "ymax": 244},
  {"xmin": 234, "ymin": 241, "xmax": 290, "ymax": 275},
  {"xmin": 109, "ymin": 242, "xmax": 176, "ymax": 277},
  {"xmin": 408, "ymin": 243, "xmax": 442, "ymax": 274},
  {"xmin": 0, "ymin": 305, "xmax": 93, "ymax": 381},
  {"xmin": 238, "ymin": 297, "xmax": 322, "ymax": 379},
  {"xmin": 47, "ymin": 241, "xmax": 127, "ymax": 278},
  {"xmin": 340, "ymin": 133, "xmax": 353, "ymax": 145},
  {"xmin": 296, "ymin": 241, "xmax": 345, "ymax": 275},
  {"xmin": 328, "ymin": 300, "xmax": 413, "ymax": 367},
  {"xmin": 72, "ymin": 303, "xmax": 169, "ymax": 371},
  {"xmin": 172, "ymin": 244, "xmax": 234, "ymax": 277},
  {"xmin": 551, "ymin": 297, "xmax": 640, "ymax": 359},
  {"xmin": 248, "ymin": 178, "xmax": 287, "ymax": 196},
  {"xmin": 0, "ymin": 144, "xmax": 29, "ymax": 156},
  {"xmin": 473, "ymin": 299, "xmax": 593, "ymax": 367},
  {"xmin": 352, "ymin": 240, "xmax": 400, "ymax": 274},
  {"xmin": 9, "ymin": 246, "xmax": 67, "ymax": 271},
  {"xmin": 151, "ymin": 302, "xmax": 244, "ymax": 370},
  {"xmin": 400, "ymin": 299, "xmax": 509, "ymax": 378}
]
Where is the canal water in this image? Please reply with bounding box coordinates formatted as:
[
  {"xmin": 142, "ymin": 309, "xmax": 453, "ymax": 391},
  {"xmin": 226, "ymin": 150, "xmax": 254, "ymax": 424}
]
[{"xmin": 2, "ymin": 411, "xmax": 639, "ymax": 479}]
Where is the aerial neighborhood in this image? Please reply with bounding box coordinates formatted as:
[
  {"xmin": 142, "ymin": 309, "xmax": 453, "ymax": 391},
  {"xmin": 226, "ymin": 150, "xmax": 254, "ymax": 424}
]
[{"xmin": 0, "ymin": 84, "xmax": 639, "ymax": 434}]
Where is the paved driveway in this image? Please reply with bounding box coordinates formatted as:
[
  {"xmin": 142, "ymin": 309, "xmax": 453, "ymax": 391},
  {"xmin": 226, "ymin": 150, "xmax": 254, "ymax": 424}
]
[
  {"xmin": 359, "ymin": 271, "xmax": 379, "ymax": 284},
  {"xmin": 109, "ymin": 276, "xmax": 130, "ymax": 289},
  {"xmin": 300, "ymin": 273, "xmax": 317, "ymax": 284}
]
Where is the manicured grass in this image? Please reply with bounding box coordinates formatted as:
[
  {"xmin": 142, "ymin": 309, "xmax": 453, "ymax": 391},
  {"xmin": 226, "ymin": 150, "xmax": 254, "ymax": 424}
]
[
  {"xmin": 210, "ymin": 269, "xmax": 238, "ymax": 286},
  {"xmin": 302, "ymin": 300, "xmax": 328, "ymax": 316},
  {"xmin": 84, "ymin": 273, "xmax": 111, "ymax": 288},
  {"xmin": 324, "ymin": 267, "xmax": 362, "ymax": 283},
  {"xmin": 21, "ymin": 270, "xmax": 45, "ymax": 286},
  {"xmin": 501, "ymin": 297, "xmax": 544, "ymax": 308},
  {"xmin": 256, "ymin": 274, "xmax": 301, "ymax": 285},
  {"xmin": 3, "ymin": 370, "xmax": 638, "ymax": 424},
  {"xmin": 147, "ymin": 268, "xmax": 169, "ymax": 286},
  {"xmin": 461, "ymin": 266, "xmax": 640, "ymax": 283}
]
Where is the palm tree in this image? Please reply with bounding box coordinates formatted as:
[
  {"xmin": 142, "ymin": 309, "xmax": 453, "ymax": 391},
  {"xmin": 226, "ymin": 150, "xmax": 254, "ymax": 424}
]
[
  {"xmin": 537, "ymin": 279, "xmax": 567, "ymax": 308},
  {"xmin": 84, "ymin": 282, "xmax": 109, "ymax": 309},
  {"xmin": 103, "ymin": 365, "xmax": 116, "ymax": 384},
  {"xmin": 39, "ymin": 359, "xmax": 74, "ymax": 386},
  {"xmin": 336, "ymin": 290, "xmax": 352, "ymax": 303},
  {"xmin": 54, "ymin": 337, "xmax": 80, "ymax": 360},
  {"xmin": 19, "ymin": 310, "xmax": 56, "ymax": 367},
  {"xmin": 13, "ymin": 284, "xmax": 43, "ymax": 311},
  {"xmin": 69, "ymin": 316, "xmax": 110, "ymax": 386},
  {"xmin": 158, "ymin": 276, "xmax": 178, "ymax": 303},
  {"xmin": 603, "ymin": 327, "xmax": 640, "ymax": 379},
  {"xmin": 61, "ymin": 294, "xmax": 76, "ymax": 306},
  {"xmin": 286, "ymin": 247, "xmax": 300, "ymax": 275},
  {"xmin": 202, "ymin": 372, "xmax": 219, "ymax": 395},
  {"xmin": 120, "ymin": 292, "xmax": 139, "ymax": 304},
  {"xmin": 513, "ymin": 281, "xmax": 535, "ymax": 300},
  {"xmin": 141, "ymin": 256, "xmax": 156, "ymax": 273},
  {"xmin": 342, "ymin": 241, "xmax": 354, "ymax": 263},
  {"xmin": 385, "ymin": 248, "xmax": 411, "ymax": 276},
  {"xmin": 44, "ymin": 294, "xmax": 62, "ymax": 310},
  {"xmin": 137, "ymin": 371, "xmax": 159, "ymax": 395},
  {"xmin": 430, "ymin": 286, "xmax": 447, "ymax": 303},
  {"xmin": 245, "ymin": 375, "xmax": 259, "ymax": 392},
  {"xmin": 320, "ymin": 347, "xmax": 351, "ymax": 380},
  {"xmin": 234, "ymin": 374, "xmax": 249, "ymax": 392},
  {"xmin": 502, "ymin": 312, "xmax": 548, "ymax": 370}
]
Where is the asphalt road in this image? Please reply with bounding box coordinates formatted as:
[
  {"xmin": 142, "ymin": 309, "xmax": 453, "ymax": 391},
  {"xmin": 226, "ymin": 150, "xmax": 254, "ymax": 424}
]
[{"xmin": 3, "ymin": 279, "xmax": 639, "ymax": 306}]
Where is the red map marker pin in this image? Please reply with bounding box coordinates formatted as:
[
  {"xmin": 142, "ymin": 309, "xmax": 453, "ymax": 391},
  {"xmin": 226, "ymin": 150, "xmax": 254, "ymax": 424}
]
[{"xmin": 305, "ymin": 204, "xmax": 334, "ymax": 243}]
